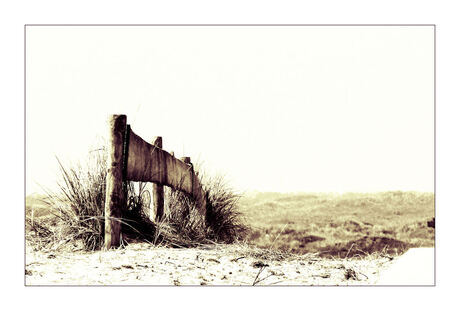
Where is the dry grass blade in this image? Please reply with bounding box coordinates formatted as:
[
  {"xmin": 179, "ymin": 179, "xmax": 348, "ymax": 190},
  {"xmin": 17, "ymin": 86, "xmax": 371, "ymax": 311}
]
[{"xmin": 252, "ymin": 266, "xmax": 266, "ymax": 286}]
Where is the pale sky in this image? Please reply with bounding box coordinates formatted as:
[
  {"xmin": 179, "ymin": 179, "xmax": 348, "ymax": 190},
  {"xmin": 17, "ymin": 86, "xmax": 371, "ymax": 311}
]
[{"xmin": 25, "ymin": 25, "xmax": 434, "ymax": 194}]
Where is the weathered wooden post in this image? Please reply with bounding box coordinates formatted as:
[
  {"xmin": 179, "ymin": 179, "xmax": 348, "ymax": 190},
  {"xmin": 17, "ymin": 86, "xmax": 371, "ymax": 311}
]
[
  {"xmin": 104, "ymin": 114, "xmax": 127, "ymax": 250},
  {"xmin": 180, "ymin": 156, "xmax": 193, "ymax": 218},
  {"xmin": 152, "ymin": 136, "xmax": 165, "ymax": 221},
  {"xmin": 179, "ymin": 156, "xmax": 206, "ymax": 215}
]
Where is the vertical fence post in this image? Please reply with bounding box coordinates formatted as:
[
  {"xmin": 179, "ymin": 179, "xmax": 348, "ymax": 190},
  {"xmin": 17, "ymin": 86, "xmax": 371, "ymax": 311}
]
[
  {"xmin": 104, "ymin": 114, "xmax": 127, "ymax": 250},
  {"xmin": 152, "ymin": 136, "xmax": 164, "ymax": 221},
  {"xmin": 180, "ymin": 156, "xmax": 192, "ymax": 218}
]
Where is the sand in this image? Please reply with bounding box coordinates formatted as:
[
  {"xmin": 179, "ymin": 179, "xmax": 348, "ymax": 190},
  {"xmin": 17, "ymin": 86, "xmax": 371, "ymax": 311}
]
[{"xmin": 25, "ymin": 242, "xmax": 399, "ymax": 286}]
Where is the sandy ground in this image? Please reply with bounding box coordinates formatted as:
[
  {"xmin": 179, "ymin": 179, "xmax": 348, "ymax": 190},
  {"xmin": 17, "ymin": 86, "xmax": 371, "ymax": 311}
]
[{"xmin": 25, "ymin": 242, "xmax": 398, "ymax": 286}]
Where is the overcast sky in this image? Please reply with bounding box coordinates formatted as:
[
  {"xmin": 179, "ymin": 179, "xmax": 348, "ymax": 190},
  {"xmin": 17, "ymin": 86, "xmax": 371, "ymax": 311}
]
[{"xmin": 26, "ymin": 25, "xmax": 434, "ymax": 194}]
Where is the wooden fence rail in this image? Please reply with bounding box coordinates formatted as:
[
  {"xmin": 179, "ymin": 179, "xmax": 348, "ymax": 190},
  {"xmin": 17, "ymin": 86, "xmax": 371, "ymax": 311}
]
[{"xmin": 104, "ymin": 114, "xmax": 206, "ymax": 249}]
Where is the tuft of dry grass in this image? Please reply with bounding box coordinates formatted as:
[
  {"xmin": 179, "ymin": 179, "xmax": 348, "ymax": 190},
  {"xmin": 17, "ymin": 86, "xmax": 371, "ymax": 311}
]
[
  {"xmin": 152, "ymin": 173, "xmax": 249, "ymax": 247},
  {"xmin": 203, "ymin": 175, "xmax": 248, "ymax": 243},
  {"xmin": 26, "ymin": 152, "xmax": 107, "ymax": 251}
]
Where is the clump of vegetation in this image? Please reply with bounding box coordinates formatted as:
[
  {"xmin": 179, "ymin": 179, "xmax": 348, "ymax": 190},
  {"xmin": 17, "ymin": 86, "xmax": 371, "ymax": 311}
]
[
  {"xmin": 203, "ymin": 175, "xmax": 248, "ymax": 243},
  {"xmin": 26, "ymin": 149, "xmax": 247, "ymax": 252},
  {"xmin": 154, "ymin": 173, "xmax": 248, "ymax": 247},
  {"xmin": 26, "ymin": 152, "xmax": 107, "ymax": 251}
]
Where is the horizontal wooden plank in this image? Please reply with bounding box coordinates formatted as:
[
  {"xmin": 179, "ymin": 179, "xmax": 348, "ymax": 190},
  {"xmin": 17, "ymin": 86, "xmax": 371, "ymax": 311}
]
[{"xmin": 125, "ymin": 128, "xmax": 206, "ymax": 213}]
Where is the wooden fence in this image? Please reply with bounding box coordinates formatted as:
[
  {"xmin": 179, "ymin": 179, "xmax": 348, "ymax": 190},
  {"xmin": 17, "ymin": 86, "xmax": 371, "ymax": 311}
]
[{"xmin": 104, "ymin": 114, "xmax": 206, "ymax": 249}]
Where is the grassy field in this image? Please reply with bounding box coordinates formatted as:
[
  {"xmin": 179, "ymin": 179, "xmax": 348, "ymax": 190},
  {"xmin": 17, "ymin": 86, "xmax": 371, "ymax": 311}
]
[
  {"xmin": 26, "ymin": 190, "xmax": 435, "ymax": 258},
  {"xmin": 239, "ymin": 191, "xmax": 435, "ymax": 258}
]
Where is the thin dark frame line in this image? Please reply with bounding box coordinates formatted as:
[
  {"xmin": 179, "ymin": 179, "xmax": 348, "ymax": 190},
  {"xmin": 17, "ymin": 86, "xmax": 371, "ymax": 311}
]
[
  {"xmin": 24, "ymin": 24, "xmax": 27, "ymax": 287},
  {"xmin": 27, "ymin": 284, "xmax": 434, "ymax": 287},
  {"xmin": 24, "ymin": 23, "xmax": 435, "ymax": 27},
  {"xmin": 24, "ymin": 24, "xmax": 436, "ymax": 287},
  {"xmin": 433, "ymin": 24, "xmax": 436, "ymax": 287}
]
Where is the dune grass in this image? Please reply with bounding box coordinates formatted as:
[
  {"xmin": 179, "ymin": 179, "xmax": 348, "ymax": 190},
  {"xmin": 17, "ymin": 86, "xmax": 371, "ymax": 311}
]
[{"xmin": 25, "ymin": 149, "xmax": 247, "ymax": 252}]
